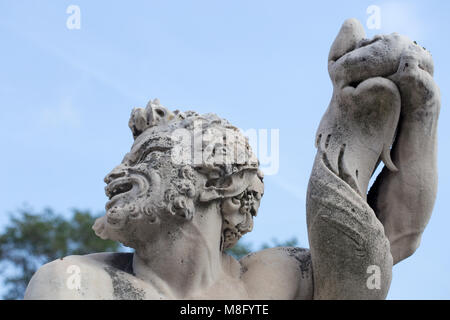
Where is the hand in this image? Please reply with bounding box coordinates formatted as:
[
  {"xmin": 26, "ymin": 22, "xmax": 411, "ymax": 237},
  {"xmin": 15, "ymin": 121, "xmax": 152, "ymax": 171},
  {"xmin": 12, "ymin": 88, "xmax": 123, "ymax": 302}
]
[
  {"xmin": 321, "ymin": 19, "xmax": 440, "ymax": 180},
  {"xmin": 327, "ymin": 20, "xmax": 441, "ymax": 265},
  {"xmin": 328, "ymin": 19, "xmax": 433, "ymax": 89},
  {"xmin": 388, "ymin": 46, "xmax": 440, "ymax": 120}
]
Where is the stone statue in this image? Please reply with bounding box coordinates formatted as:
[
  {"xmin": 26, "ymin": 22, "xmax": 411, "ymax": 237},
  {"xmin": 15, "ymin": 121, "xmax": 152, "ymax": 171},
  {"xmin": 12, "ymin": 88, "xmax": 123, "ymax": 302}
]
[{"xmin": 24, "ymin": 18, "xmax": 440, "ymax": 299}]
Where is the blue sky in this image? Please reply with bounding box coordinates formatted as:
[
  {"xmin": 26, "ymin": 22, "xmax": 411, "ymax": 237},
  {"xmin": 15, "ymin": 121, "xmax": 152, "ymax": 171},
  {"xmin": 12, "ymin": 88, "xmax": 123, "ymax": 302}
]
[{"xmin": 1, "ymin": 0, "xmax": 449, "ymax": 299}]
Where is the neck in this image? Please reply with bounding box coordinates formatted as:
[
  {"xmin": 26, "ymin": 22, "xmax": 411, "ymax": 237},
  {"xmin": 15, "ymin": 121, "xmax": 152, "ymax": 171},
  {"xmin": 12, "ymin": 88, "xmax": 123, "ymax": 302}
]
[{"xmin": 132, "ymin": 202, "xmax": 223, "ymax": 299}]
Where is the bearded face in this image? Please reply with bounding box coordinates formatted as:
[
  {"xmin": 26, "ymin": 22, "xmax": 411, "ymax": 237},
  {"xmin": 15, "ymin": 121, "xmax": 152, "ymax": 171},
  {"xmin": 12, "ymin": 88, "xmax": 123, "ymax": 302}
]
[
  {"xmin": 93, "ymin": 100, "xmax": 264, "ymax": 250},
  {"xmin": 94, "ymin": 128, "xmax": 190, "ymax": 247}
]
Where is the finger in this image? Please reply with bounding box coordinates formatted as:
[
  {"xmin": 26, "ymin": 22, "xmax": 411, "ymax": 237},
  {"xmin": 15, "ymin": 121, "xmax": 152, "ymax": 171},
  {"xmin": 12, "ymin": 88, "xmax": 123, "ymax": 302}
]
[
  {"xmin": 388, "ymin": 55, "xmax": 440, "ymax": 115},
  {"xmin": 353, "ymin": 78, "xmax": 400, "ymax": 171},
  {"xmin": 330, "ymin": 33, "xmax": 412, "ymax": 88},
  {"xmin": 405, "ymin": 40, "xmax": 434, "ymax": 76},
  {"xmin": 341, "ymin": 77, "xmax": 401, "ymax": 171},
  {"xmin": 328, "ymin": 18, "xmax": 366, "ymax": 63},
  {"xmin": 389, "ymin": 44, "xmax": 434, "ymax": 82}
]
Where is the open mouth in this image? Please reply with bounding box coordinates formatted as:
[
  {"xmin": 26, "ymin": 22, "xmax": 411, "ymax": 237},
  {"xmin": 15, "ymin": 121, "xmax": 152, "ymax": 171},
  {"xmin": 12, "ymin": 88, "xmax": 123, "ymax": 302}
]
[
  {"xmin": 105, "ymin": 179, "xmax": 133, "ymax": 200},
  {"xmin": 104, "ymin": 173, "xmax": 150, "ymax": 212}
]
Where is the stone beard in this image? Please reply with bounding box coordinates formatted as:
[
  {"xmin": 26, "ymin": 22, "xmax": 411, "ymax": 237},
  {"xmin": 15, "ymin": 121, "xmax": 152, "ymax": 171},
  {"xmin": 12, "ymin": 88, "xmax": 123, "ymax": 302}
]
[
  {"xmin": 93, "ymin": 103, "xmax": 265, "ymax": 252},
  {"xmin": 24, "ymin": 18, "xmax": 440, "ymax": 300}
]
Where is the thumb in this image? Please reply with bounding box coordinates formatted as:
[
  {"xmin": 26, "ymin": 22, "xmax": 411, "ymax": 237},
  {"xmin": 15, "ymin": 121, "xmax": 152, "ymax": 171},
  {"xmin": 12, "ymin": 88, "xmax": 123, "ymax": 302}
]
[{"xmin": 328, "ymin": 18, "xmax": 366, "ymax": 62}]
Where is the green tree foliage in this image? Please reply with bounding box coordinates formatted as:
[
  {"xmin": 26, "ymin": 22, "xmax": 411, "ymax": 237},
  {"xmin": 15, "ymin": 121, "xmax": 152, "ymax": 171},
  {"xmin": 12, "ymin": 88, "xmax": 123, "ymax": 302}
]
[
  {"xmin": 0, "ymin": 208, "xmax": 120, "ymax": 299},
  {"xmin": 226, "ymin": 241, "xmax": 254, "ymax": 259},
  {"xmin": 227, "ymin": 237, "xmax": 299, "ymax": 259},
  {"xmin": 0, "ymin": 207, "xmax": 299, "ymax": 299}
]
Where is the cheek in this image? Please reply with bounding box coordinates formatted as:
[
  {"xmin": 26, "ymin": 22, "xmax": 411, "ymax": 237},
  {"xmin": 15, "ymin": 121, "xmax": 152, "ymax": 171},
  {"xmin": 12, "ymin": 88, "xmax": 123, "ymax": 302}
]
[
  {"xmin": 222, "ymin": 198, "xmax": 244, "ymax": 225},
  {"xmin": 229, "ymin": 214, "xmax": 246, "ymax": 227},
  {"xmin": 222, "ymin": 198, "xmax": 240, "ymax": 214},
  {"xmin": 149, "ymin": 170, "xmax": 162, "ymax": 191}
]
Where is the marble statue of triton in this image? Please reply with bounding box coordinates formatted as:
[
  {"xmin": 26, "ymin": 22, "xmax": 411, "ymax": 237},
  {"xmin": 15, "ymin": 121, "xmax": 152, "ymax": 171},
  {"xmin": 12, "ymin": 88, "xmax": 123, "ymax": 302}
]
[{"xmin": 24, "ymin": 18, "xmax": 440, "ymax": 299}]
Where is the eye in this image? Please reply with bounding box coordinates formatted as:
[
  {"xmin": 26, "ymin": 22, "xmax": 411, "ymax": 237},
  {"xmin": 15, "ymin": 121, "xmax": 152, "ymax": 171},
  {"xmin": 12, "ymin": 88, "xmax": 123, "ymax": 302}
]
[
  {"xmin": 155, "ymin": 108, "xmax": 165, "ymax": 117},
  {"xmin": 135, "ymin": 146, "xmax": 171, "ymax": 164},
  {"xmin": 138, "ymin": 150, "xmax": 159, "ymax": 163}
]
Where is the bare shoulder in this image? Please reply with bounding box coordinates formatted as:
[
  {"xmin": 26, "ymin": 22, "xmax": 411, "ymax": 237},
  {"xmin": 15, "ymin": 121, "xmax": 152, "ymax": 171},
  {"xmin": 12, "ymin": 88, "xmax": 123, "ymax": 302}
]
[
  {"xmin": 239, "ymin": 247, "xmax": 313, "ymax": 299},
  {"xmin": 24, "ymin": 253, "xmax": 130, "ymax": 299}
]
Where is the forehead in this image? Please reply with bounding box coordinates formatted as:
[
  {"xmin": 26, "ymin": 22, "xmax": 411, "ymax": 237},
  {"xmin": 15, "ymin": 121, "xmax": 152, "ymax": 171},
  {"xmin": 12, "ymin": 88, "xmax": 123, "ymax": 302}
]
[
  {"xmin": 123, "ymin": 129, "xmax": 174, "ymax": 164},
  {"xmin": 133, "ymin": 129, "xmax": 174, "ymax": 151}
]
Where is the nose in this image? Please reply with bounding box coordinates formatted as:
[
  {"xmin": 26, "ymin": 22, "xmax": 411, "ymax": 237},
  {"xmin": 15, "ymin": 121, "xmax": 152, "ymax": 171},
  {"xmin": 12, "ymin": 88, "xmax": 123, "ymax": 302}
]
[{"xmin": 104, "ymin": 165, "xmax": 127, "ymax": 184}]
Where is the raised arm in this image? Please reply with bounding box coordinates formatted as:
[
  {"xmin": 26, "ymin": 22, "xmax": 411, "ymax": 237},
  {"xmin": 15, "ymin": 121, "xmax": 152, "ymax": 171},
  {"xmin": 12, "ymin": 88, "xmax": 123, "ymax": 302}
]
[
  {"xmin": 306, "ymin": 18, "xmax": 440, "ymax": 299},
  {"xmin": 368, "ymin": 48, "xmax": 440, "ymax": 264}
]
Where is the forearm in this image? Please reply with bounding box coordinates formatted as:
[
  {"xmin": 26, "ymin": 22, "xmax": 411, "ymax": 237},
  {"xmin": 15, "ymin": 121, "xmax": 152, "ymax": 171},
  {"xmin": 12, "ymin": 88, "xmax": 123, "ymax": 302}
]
[
  {"xmin": 368, "ymin": 100, "xmax": 439, "ymax": 264},
  {"xmin": 307, "ymin": 154, "xmax": 392, "ymax": 299}
]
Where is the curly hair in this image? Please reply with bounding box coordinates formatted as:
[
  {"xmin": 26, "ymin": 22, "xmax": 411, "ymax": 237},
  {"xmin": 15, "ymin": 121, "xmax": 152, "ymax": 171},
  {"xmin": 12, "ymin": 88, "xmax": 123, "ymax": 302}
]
[{"xmin": 128, "ymin": 99, "xmax": 264, "ymax": 250}]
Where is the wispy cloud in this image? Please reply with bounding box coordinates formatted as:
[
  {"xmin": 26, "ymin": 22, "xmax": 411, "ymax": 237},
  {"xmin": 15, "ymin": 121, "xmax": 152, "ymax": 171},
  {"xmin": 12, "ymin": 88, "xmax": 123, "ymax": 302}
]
[
  {"xmin": 0, "ymin": 20, "xmax": 146, "ymax": 104},
  {"xmin": 377, "ymin": 1, "xmax": 427, "ymax": 41},
  {"xmin": 266, "ymin": 174, "xmax": 306, "ymax": 202},
  {"xmin": 40, "ymin": 98, "xmax": 81, "ymax": 128}
]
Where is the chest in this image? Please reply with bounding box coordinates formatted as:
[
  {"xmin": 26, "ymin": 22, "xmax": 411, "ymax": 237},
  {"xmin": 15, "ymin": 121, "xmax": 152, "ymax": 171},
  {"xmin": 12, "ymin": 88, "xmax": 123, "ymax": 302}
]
[{"xmin": 98, "ymin": 267, "xmax": 249, "ymax": 300}]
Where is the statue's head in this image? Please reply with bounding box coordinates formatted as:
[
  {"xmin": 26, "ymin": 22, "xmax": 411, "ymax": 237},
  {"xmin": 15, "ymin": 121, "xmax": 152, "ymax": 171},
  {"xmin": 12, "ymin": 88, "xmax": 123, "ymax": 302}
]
[{"xmin": 93, "ymin": 99, "xmax": 264, "ymax": 251}]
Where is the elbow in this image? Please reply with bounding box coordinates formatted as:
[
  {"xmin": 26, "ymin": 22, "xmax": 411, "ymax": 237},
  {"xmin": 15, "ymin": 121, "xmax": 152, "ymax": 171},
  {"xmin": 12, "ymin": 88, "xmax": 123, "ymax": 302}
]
[{"xmin": 390, "ymin": 233, "xmax": 422, "ymax": 265}]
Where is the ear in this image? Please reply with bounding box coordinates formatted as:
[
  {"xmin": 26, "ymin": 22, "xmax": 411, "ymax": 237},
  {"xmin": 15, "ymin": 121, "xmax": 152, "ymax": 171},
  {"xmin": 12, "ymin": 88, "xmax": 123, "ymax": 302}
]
[
  {"xmin": 328, "ymin": 18, "xmax": 365, "ymax": 63},
  {"xmin": 199, "ymin": 171, "xmax": 257, "ymax": 202}
]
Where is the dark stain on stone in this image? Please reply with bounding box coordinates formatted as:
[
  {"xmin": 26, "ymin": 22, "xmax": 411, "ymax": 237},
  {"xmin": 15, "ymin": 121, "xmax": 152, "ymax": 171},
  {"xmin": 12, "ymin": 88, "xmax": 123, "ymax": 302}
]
[
  {"xmin": 104, "ymin": 266, "xmax": 145, "ymax": 300},
  {"xmin": 277, "ymin": 247, "xmax": 312, "ymax": 278},
  {"xmin": 106, "ymin": 253, "xmax": 134, "ymax": 275}
]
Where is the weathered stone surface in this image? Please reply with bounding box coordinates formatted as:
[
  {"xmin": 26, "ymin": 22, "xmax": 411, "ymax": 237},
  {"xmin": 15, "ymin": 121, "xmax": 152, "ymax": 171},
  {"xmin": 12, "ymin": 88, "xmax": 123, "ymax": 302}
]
[
  {"xmin": 24, "ymin": 18, "xmax": 440, "ymax": 300},
  {"xmin": 308, "ymin": 18, "xmax": 439, "ymax": 299}
]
